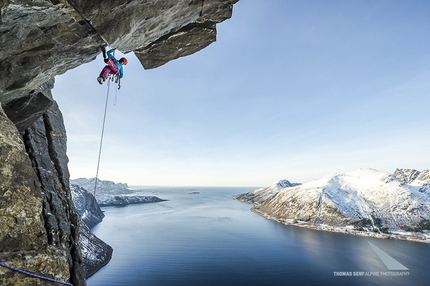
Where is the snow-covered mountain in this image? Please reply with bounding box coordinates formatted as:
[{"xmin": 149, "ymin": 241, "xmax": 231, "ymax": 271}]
[
  {"xmin": 235, "ymin": 168, "xmax": 430, "ymax": 242},
  {"xmin": 71, "ymin": 178, "xmax": 133, "ymax": 196}
]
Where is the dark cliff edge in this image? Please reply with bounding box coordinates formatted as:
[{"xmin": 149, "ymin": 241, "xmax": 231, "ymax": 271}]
[
  {"xmin": 0, "ymin": 1, "xmax": 239, "ymax": 285},
  {"xmin": 80, "ymin": 222, "xmax": 113, "ymax": 278}
]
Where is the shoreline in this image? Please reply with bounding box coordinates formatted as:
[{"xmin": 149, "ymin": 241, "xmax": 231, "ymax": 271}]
[{"xmin": 245, "ymin": 206, "xmax": 430, "ymax": 244}]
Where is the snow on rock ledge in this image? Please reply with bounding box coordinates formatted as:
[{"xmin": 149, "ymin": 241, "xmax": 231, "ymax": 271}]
[{"xmin": 71, "ymin": 178, "xmax": 166, "ymax": 208}]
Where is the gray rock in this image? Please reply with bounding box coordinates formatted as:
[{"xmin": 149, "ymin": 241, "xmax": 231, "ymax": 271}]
[
  {"xmin": 22, "ymin": 101, "xmax": 86, "ymax": 285},
  {"xmin": 2, "ymin": 79, "xmax": 54, "ymax": 133},
  {"xmin": 393, "ymin": 168, "xmax": 421, "ymax": 184}
]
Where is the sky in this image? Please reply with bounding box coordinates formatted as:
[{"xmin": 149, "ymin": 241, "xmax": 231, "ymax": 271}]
[{"xmin": 53, "ymin": 0, "xmax": 430, "ymax": 187}]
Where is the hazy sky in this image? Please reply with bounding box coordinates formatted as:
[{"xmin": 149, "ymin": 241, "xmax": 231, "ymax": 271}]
[{"xmin": 53, "ymin": 0, "xmax": 430, "ymax": 187}]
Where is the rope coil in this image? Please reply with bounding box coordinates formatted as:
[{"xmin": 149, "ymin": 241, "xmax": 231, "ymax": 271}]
[{"xmin": 0, "ymin": 262, "xmax": 73, "ymax": 286}]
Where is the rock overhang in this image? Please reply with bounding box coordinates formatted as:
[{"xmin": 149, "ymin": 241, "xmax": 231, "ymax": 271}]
[
  {"xmin": 0, "ymin": 0, "xmax": 238, "ymax": 130},
  {"xmin": 0, "ymin": 0, "xmax": 238, "ymax": 101}
]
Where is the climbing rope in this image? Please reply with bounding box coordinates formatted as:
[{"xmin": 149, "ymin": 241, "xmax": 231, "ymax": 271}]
[
  {"xmin": 92, "ymin": 73, "xmax": 121, "ymax": 195},
  {"xmin": 0, "ymin": 262, "xmax": 73, "ymax": 286},
  {"xmin": 93, "ymin": 75, "xmax": 112, "ymax": 199},
  {"xmin": 84, "ymin": 74, "xmax": 119, "ymax": 274},
  {"xmin": 92, "ymin": 74, "xmax": 120, "ymax": 196}
]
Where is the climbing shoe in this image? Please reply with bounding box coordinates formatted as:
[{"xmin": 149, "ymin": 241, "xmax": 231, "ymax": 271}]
[{"xmin": 97, "ymin": 77, "xmax": 104, "ymax": 84}]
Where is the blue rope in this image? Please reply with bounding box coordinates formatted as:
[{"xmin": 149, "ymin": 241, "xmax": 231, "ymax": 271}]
[{"xmin": 0, "ymin": 262, "xmax": 73, "ymax": 286}]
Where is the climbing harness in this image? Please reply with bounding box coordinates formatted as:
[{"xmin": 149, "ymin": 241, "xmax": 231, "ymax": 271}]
[
  {"xmin": 107, "ymin": 48, "xmax": 122, "ymax": 105},
  {"xmin": 0, "ymin": 262, "xmax": 73, "ymax": 286}
]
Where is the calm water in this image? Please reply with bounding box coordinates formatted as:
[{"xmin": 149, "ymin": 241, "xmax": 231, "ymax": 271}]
[{"xmin": 87, "ymin": 187, "xmax": 430, "ymax": 286}]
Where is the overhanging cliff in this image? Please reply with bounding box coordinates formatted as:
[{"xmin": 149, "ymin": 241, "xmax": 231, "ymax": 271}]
[{"xmin": 0, "ymin": 1, "xmax": 238, "ymax": 285}]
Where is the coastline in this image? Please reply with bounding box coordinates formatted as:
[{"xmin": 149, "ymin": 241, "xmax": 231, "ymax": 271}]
[{"xmin": 249, "ymin": 207, "xmax": 430, "ymax": 244}]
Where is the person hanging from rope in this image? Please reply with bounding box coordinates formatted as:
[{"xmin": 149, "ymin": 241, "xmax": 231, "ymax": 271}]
[{"xmin": 97, "ymin": 46, "xmax": 128, "ymax": 84}]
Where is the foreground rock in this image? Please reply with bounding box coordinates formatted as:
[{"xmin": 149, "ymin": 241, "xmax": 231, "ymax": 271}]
[
  {"xmin": 0, "ymin": 103, "xmax": 84, "ymax": 285},
  {"xmin": 235, "ymin": 168, "xmax": 430, "ymax": 243}
]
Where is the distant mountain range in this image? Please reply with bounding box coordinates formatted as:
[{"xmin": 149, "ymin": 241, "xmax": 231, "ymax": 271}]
[
  {"xmin": 70, "ymin": 178, "xmax": 165, "ymax": 209},
  {"xmin": 235, "ymin": 168, "xmax": 430, "ymax": 243}
]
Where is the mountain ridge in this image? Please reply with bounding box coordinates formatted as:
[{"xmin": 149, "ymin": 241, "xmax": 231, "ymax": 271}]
[{"xmin": 235, "ymin": 168, "xmax": 430, "ymax": 243}]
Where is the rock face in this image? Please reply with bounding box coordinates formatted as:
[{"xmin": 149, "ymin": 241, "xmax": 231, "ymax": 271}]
[
  {"xmin": 0, "ymin": 102, "xmax": 84, "ymax": 285},
  {"xmin": 393, "ymin": 168, "xmax": 430, "ymax": 186},
  {"xmin": 0, "ymin": 1, "xmax": 238, "ymax": 285},
  {"xmin": 235, "ymin": 168, "xmax": 430, "ymax": 243}
]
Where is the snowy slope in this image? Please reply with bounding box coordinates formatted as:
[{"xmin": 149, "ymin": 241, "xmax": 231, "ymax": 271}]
[
  {"xmin": 71, "ymin": 184, "xmax": 105, "ymax": 228},
  {"xmin": 80, "ymin": 221, "xmax": 113, "ymax": 278},
  {"xmin": 236, "ymin": 168, "xmax": 430, "ymax": 242}
]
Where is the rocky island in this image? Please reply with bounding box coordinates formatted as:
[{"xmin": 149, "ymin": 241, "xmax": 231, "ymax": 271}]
[
  {"xmin": 0, "ymin": 1, "xmax": 239, "ymax": 285},
  {"xmin": 235, "ymin": 168, "xmax": 430, "ymax": 243},
  {"xmin": 71, "ymin": 178, "xmax": 165, "ymax": 207}
]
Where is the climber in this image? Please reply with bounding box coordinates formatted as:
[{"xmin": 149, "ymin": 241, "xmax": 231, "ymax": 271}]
[{"xmin": 97, "ymin": 47, "xmax": 128, "ymax": 84}]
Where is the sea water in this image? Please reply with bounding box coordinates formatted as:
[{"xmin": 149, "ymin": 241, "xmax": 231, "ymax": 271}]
[{"xmin": 87, "ymin": 187, "xmax": 430, "ymax": 286}]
